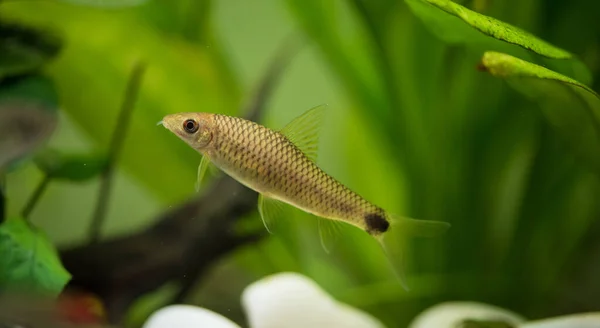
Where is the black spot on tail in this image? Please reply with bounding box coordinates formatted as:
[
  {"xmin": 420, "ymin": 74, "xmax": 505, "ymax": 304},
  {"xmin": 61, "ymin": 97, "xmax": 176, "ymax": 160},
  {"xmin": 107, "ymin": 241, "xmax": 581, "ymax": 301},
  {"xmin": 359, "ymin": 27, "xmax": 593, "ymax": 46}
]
[{"xmin": 364, "ymin": 213, "xmax": 389, "ymax": 235}]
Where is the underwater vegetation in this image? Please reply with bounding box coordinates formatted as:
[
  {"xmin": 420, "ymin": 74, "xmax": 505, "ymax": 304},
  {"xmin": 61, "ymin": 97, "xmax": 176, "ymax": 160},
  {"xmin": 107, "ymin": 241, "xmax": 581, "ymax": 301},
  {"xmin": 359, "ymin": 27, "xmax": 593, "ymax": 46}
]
[{"xmin": 0, "ymin": 0, "xmax": 599, "ymax": 327}]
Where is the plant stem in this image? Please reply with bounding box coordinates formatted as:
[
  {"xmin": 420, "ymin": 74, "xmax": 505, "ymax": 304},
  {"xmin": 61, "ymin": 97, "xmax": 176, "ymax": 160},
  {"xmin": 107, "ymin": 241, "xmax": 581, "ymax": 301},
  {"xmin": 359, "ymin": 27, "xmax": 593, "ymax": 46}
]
[
  {"xmin": 88, "ymin": 61, "xmax": 146, "ymax": 243},
  {"xmin": 22, "ymin": 174, "xmax": 50, "ymax": 219}
]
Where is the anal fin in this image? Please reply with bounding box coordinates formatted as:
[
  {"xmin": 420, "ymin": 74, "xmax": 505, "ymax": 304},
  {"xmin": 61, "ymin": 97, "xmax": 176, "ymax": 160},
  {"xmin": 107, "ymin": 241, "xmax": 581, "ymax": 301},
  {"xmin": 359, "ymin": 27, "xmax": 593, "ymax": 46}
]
[
  {"xmin": 318, "ymin": 218, "xmax": 345, "ymax": 254},
  {"xmin": 257, "ymin": 194, "xmax": 285, "ymax": 234},
  {"xmin": 377, "ymin": 234, "xmax": 410, "ymax": 291}
]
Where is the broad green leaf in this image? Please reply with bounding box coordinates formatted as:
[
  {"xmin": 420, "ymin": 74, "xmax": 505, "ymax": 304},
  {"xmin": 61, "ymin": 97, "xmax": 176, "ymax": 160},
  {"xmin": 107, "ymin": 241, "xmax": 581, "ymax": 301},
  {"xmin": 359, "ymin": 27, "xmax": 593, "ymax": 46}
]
[
  {"xmin": 0, "ymin": 218, "xmax": 71, "ymax": 296},
  {"xmin": 0, "ymin": 75, "xmax": 59, "ymax": 170},
  {"xmin": 404, "ymin": 0, "xmax": 592, "ymax": 84},
  {"xmin": 405, "ymin": 0, "xmax": 570, "ymax": 58},
  {"xmin": 0, "ymin": 74, "xmax": 59, "ymax": 109},
  {"xmin": 33, "ymin": 148, "xmax": 108, "ymax": 182},
  {"xmin": 479, "ymin": 51, "xmax": 600, "ymax": 172},
  {"xmin": 2, "ymin": 3, "xmax": 241, "ymax": 203},
  {"xmin": 0, "ymin": 21, "xmax": 61, "ymax": 80}
]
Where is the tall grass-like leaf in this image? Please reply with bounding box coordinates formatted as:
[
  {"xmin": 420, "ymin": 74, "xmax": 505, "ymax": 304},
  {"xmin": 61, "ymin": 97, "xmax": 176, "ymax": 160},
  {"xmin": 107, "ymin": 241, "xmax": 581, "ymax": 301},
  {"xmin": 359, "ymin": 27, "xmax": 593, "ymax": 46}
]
[
  {"xmin": 284, "ymin": 0, "xmax": 389, "ymax": 124},
  {"xmin": 479, "ymin": 109, "xmax": 539, "ymax": 267},
  {"xmin": 479, "ymin": 51, "xmax": 600, "ymax": 172},
  {"xmin": 404, "ymin": 0, "xmax": 592, "ymax": 84}
]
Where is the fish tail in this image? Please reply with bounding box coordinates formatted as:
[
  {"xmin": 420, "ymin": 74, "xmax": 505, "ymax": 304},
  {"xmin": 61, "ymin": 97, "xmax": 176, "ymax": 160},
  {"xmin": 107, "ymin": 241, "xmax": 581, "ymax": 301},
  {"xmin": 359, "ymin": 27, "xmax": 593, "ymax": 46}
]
[
  {"xmin": 376, "ymin": 214, "xmax": 451, "ymax": 291},
  {"xmin": 388, "ymin": 214, "xmax": 451, "ymax": 237}
]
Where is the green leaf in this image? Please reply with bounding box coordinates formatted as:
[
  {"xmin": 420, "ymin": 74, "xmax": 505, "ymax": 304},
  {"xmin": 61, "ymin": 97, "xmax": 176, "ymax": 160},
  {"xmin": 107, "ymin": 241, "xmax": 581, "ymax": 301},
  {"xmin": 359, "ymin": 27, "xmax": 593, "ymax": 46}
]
[
  {"xmin": 479, "ymin": 51, "xmax": 600, "ymax": 172},
  {"xmin": 0, "ymin": 21, "xmax": 61, "ymax": 80},
  {"xmin": 0, "ymin": 75, "xmax": 59, "ymax": 170},
  {"xmin": 404, "ymin": 0, "xmax": 592, "ymax": 83},
  {"xmin": 33, "ymin": 148, "xmax": 108, "ymax": 182},
  {"xmin": 0, "ymin": 218, "xmax": 71, "ymax": 297},
  {"xmin": 0, "ymin": 74, "xmax": 59, "ymax": 108},
  {"xmin": 406, "ymin": 0, "xmax": 569, "ymax": 58}
]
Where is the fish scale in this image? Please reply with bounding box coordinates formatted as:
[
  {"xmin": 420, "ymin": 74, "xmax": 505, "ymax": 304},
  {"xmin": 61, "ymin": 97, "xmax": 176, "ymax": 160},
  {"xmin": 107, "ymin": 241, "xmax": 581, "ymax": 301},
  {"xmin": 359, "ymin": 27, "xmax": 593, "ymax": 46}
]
[{"xmin": 209, "ymin": 113, "xmax": 385, "ymax": 235}]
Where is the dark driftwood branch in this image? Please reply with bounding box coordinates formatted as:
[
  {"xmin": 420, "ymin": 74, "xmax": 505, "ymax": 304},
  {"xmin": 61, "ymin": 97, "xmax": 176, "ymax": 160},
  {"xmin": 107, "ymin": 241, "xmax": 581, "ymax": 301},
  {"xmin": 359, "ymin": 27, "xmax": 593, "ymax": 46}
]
[{"xmin": 61, "ymin": 176, "xmax": 262, "ymax": 323}]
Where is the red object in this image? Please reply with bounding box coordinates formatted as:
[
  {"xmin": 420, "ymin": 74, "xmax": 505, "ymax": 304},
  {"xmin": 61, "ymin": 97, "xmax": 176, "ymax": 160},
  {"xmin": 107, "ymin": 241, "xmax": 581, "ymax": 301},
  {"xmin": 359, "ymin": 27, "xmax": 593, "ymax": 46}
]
[{"xmin": 57, "ymin": 291, "xmax": 107, "ymax": 325}]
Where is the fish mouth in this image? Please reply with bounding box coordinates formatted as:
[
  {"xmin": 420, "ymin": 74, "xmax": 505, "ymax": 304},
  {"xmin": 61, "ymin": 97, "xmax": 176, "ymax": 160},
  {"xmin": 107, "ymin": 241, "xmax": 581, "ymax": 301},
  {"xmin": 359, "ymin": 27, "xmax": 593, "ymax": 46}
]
[
  {"xmin": 158, "ymin": 116, "xmax": 174, "ymax": 130},
  {"xmin": 158, "ymin": 115, "xmax": 179, "ymax": 135},
  {"xmin": 159, "ymin": 114, "xmax": 179, "ymax": 130}
]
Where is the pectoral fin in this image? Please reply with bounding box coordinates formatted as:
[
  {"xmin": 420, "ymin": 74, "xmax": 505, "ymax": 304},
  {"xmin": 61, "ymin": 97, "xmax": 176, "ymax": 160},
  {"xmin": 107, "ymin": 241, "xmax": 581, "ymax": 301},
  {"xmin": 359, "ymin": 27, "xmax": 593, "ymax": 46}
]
[
  {"xmin": 257, "ymin": 194, "xmax": 285, "ymax": 234},
  {"xmin": 279, "ymin": 104, "xmax": 327, "ymax": 163},
  {"xmin": 195, "ymin": 156, "xmax": 220, "ymax": 192},
  {"xmin": 195, "ymin": 156, "xmax": 210, "ymax": 192}
]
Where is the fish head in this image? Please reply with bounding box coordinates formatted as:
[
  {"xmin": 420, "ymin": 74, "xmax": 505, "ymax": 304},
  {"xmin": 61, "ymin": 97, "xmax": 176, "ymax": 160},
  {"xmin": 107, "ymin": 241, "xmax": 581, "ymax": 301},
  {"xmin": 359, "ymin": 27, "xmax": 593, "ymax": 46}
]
[{"xmin": 160, "ymin": 112, "xmax": 216, "ymax": 151}]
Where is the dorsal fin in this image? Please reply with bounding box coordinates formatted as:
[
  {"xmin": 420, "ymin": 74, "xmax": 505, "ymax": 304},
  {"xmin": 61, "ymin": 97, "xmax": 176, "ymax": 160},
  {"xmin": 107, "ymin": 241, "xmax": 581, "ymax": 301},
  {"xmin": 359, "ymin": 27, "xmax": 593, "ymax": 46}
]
[{"xmin": 279, "ymin": 104, "xmax": 328, "ymax": 162}]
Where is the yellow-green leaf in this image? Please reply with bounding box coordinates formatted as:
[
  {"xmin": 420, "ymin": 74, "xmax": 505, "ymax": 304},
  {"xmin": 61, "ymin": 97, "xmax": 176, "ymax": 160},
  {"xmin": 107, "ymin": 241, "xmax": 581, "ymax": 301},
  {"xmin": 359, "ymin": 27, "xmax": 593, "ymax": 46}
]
[
  {"xmin": 404, "ymin": 0, "xmax": 592, "ymax": 84},
  {"xmin": 479, "ymin": 51, "xmax": 600, "ymax": 172}
]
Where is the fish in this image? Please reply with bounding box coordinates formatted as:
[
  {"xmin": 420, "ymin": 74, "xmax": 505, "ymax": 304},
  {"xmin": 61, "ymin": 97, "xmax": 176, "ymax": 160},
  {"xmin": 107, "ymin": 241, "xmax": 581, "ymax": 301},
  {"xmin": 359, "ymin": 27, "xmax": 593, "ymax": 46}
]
[{"xmin": 160, "ymin": 105, "xmax": 450, "ymax": 289}]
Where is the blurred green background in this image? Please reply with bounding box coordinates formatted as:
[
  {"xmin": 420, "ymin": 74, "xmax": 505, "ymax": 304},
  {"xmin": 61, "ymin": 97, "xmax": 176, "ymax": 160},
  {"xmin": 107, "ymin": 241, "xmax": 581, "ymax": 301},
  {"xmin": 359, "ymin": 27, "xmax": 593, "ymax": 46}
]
[{"xmin": 1, "ymin": 0, "xmax": 599, "ymax": 327}]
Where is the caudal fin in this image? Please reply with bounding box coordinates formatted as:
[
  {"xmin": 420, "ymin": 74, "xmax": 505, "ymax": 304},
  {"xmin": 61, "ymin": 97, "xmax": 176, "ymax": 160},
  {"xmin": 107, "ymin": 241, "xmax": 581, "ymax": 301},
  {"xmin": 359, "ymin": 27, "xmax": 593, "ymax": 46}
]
[{"xmin": 376, "ymin": 215, "xmax": 450, "ymax": 291}]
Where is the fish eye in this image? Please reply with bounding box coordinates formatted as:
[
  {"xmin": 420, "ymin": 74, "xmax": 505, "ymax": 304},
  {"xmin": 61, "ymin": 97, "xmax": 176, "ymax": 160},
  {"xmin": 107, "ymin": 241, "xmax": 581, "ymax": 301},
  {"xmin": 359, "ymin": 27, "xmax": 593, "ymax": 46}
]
[{"xmin": 183, "ymin": 119, "xmax": 199, "ymax": 133}]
